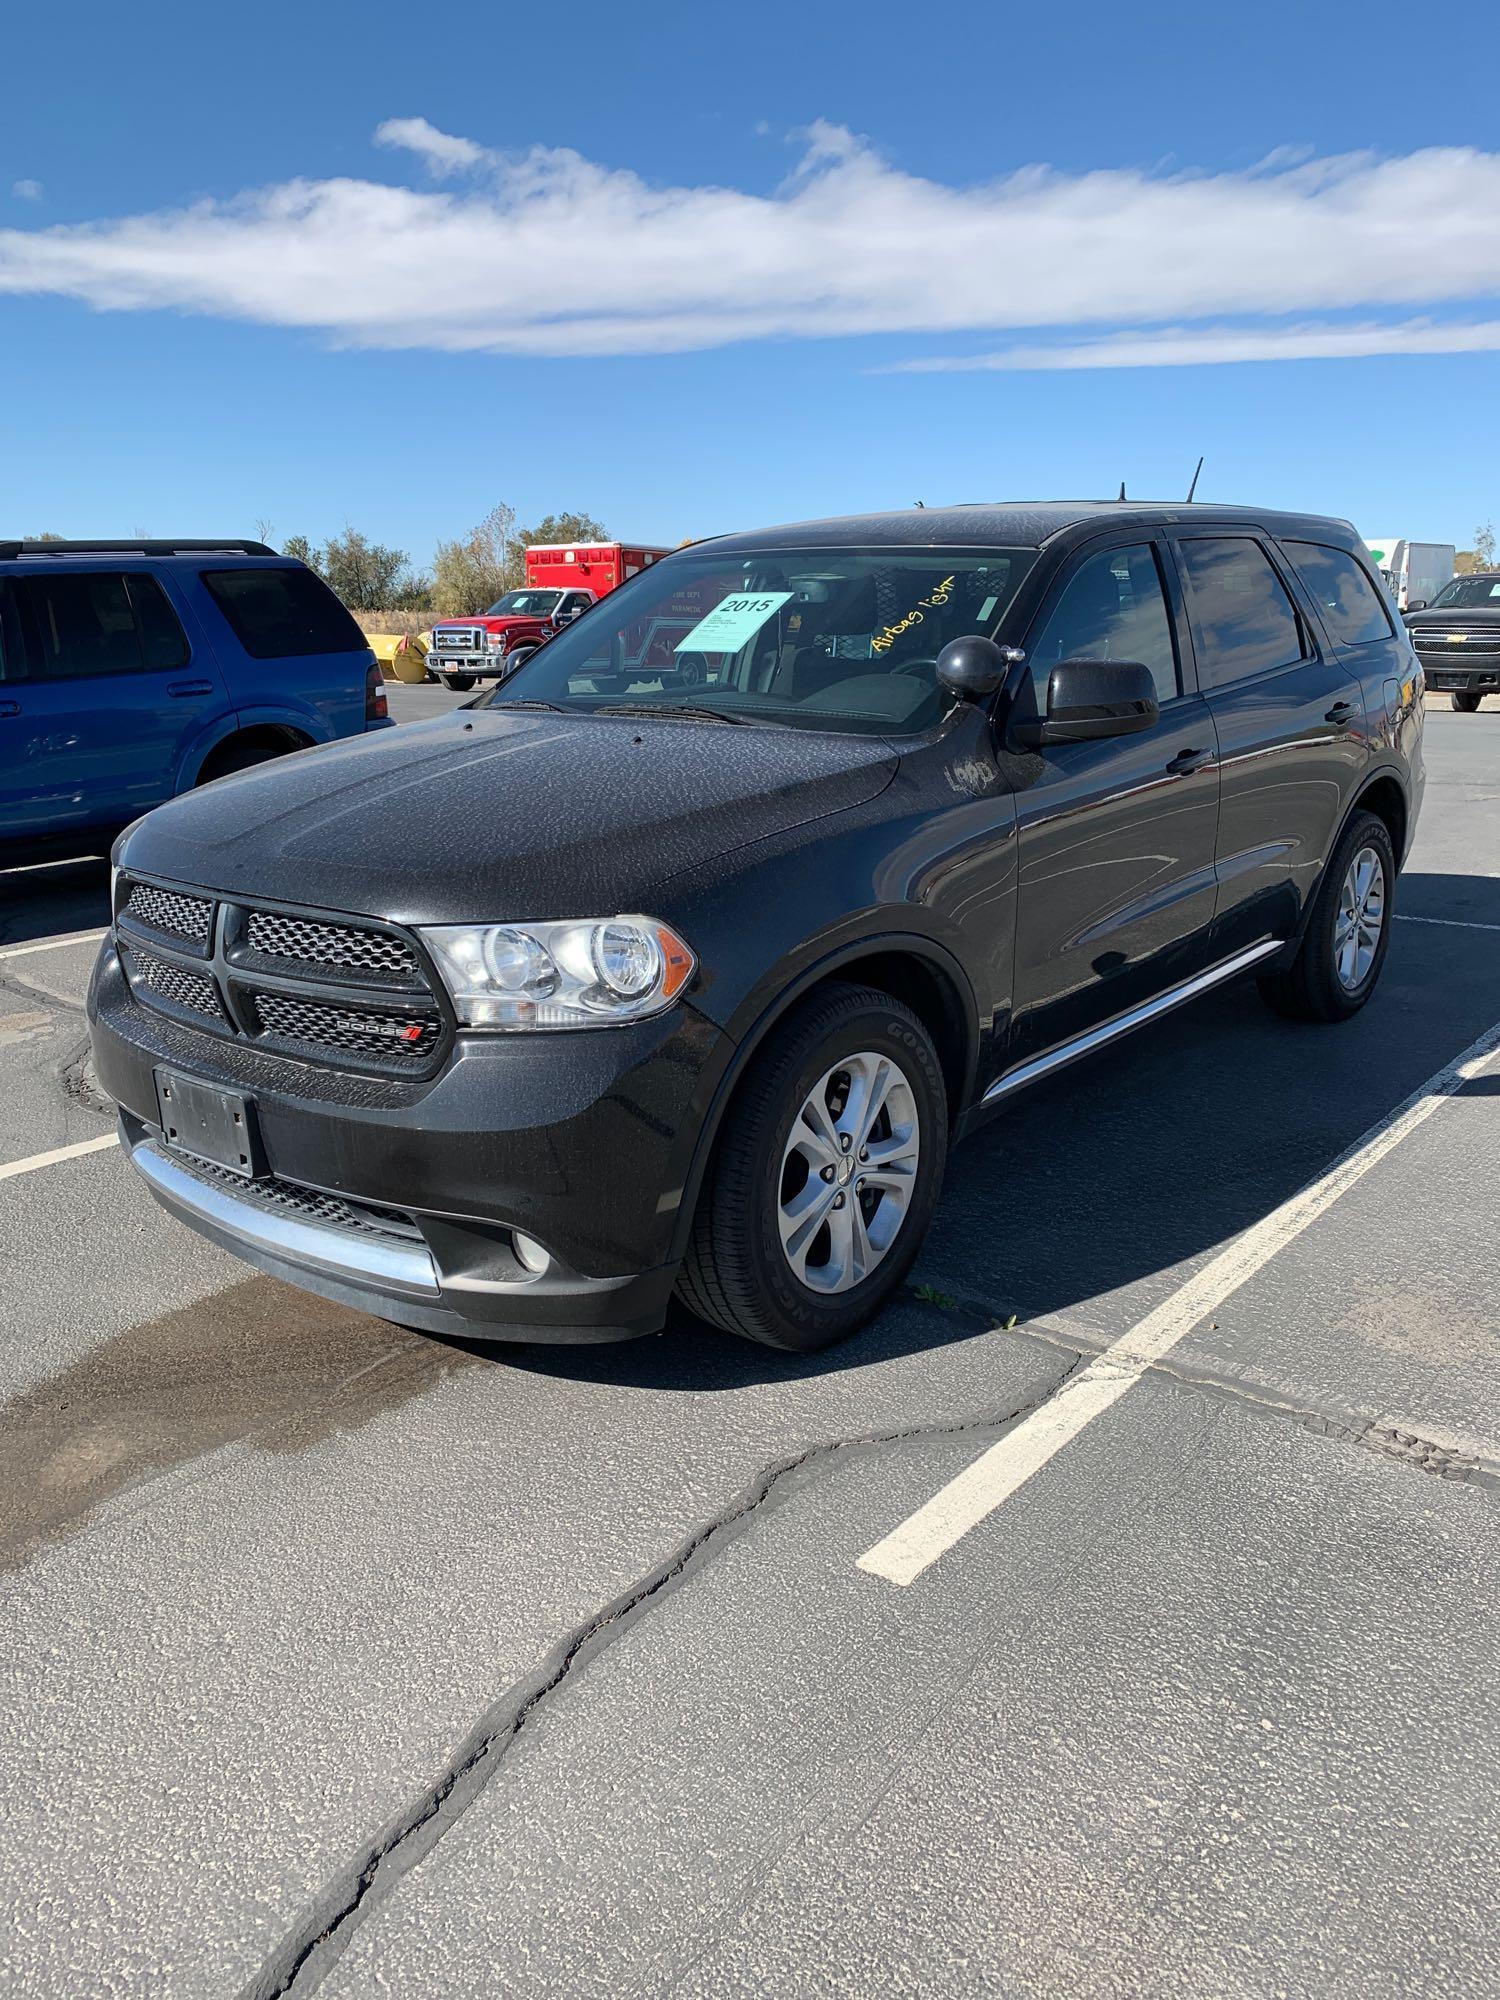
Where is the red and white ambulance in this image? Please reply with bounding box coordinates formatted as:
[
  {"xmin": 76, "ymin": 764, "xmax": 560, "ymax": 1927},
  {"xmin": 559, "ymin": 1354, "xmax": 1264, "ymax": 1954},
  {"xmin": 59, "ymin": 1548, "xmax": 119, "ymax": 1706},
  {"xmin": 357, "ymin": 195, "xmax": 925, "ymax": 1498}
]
[{"xmin": 427, "ymin": 541, "xmax": 672, "ymax": 690}]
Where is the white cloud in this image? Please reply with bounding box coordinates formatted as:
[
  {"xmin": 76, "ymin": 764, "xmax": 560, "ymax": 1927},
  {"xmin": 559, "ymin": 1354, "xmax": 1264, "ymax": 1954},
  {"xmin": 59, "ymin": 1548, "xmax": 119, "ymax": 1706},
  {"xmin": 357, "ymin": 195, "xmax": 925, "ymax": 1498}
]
[
  {"xmin": 888, "ymin": 318, "xmax": 1500, "ymax": 371},
  {"xmin": 11, "ymin": 179, "xmax": 43, "ymax": 202},
  {"xmin": 0, "ymin": 127, "xmax": 1498, "ymax": 361},
  {"xmin": 373, "ymin": 116, "xmax": 492, "ymax": 175}
]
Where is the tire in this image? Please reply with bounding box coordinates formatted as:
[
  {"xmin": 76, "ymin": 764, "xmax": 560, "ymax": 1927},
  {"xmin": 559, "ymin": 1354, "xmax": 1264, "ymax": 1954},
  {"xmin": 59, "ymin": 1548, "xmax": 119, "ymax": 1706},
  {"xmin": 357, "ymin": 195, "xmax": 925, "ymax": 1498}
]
[
  {"xmin": 1257, "ymin": 809, "xmax": 1395, "ymax": 1023},
  {"xmin": 1451, "ymin": 690, "xmax": 1483, "ymax": 713},
  {"xmin": 676, "ymin": 982, "xmax": 948, "ymax": 1351},
  {"xmin": 444, "ymin": 674, "xmax": 476, "ymax": 693}
]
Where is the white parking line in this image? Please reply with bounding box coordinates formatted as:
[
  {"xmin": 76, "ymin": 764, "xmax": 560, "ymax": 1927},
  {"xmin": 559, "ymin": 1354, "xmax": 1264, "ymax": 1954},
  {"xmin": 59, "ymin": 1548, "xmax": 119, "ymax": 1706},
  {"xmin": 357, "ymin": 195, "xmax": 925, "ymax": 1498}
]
[
  {"xmin": 858, "ymin": 1014, "xmax": 1500, "ymax": 1587},
  {"xmin": 0, "ymin": 1133, "xmax": 120, "ymax": 1183},
  {"xmin": 0, "ymin": 928, "xmax": 107, "ymax": 960},
  {"xmin": 1394, "ymin": 914, "xmax": 1500, "ymax": 934}
]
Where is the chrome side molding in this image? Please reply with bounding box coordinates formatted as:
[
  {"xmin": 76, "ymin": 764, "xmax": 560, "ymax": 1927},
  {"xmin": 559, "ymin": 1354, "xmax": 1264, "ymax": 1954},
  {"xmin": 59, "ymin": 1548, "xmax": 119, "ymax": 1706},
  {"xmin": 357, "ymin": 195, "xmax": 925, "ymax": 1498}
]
[
  {"xmin": 130, "ymin": 1141, "xmax": 441, "ymax": 1296},
  {"xmin": 982, "ymin": 940, "xmax": 1282, "ymax": 1106}
]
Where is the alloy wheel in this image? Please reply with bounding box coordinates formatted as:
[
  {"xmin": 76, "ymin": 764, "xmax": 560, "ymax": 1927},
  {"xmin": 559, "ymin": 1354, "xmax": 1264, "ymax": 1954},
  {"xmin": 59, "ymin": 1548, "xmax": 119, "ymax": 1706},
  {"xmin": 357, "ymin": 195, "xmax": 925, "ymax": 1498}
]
[
  {"xmin": 1334, "ymin": 845, "xmax": 1386, "ymax": 991},
  {"xmin": 776, "ymin": 1050, "xmax": 921, "ymax": 1293}
]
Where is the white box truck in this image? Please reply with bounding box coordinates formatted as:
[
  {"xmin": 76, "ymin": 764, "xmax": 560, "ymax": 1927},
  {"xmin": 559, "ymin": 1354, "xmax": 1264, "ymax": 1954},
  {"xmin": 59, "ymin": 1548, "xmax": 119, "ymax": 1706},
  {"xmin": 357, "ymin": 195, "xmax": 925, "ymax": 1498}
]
[{"xmin": 1364, "ymin": 538, "xmax": 1456, "ymax": 612}]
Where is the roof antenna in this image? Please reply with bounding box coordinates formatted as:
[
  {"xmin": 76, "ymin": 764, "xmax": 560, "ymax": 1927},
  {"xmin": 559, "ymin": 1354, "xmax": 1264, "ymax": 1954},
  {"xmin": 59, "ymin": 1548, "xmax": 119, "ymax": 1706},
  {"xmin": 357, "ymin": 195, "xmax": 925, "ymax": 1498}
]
[
  {"xmin": 1117, "ymin": 482, "xmax": 1127, "ymax": 502},
  {"xmin": 913, "ymin": 499, "xmax": 925, "ymax": 508},
  {"xmin": 1185, "ymin": 455, "xmax": 1204, "ymax": 504}
]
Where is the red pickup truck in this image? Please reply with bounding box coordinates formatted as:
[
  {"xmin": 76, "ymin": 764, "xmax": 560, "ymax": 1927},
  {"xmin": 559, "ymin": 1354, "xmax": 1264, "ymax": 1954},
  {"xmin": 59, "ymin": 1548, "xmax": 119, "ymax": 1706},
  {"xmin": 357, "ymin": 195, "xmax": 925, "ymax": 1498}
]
[{"xmin": 427, "ymin": 541, "xmax": 671, "ymax": 690}]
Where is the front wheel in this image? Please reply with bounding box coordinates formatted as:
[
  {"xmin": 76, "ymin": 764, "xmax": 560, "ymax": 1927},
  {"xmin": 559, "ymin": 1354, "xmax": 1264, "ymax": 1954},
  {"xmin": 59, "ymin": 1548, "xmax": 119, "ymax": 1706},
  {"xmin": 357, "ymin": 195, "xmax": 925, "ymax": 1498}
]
[
  {"xmin": 1451, "ymin": 689, "xmax": 1484, "ymax": 713},
  {"xmin": 677, "ymin": 982, "xmax": 948, "ymax": 1351},
  {"xmin": 443, "ymin": 673, "xmax": 476, "ymax": 693},
  {"xmin": 1257, "ymin": 810, "xmax": 1395, "ymax": 1023}
]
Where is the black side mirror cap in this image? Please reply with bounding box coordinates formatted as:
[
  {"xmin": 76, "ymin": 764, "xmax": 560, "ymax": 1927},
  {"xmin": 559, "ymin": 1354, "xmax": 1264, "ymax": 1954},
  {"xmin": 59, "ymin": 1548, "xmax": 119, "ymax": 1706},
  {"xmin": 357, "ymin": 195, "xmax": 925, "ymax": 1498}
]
[
  {"xmin": 1012, "ymin": 657, "xmax": 1160, "ymax": 747},
  {"xmin": 1403, "ymin": 600, "xmax": 1428, "ymax": 615},
  {"xmin": 936, "ymin": 635, "xmax": 1022, "ymax": 703}
]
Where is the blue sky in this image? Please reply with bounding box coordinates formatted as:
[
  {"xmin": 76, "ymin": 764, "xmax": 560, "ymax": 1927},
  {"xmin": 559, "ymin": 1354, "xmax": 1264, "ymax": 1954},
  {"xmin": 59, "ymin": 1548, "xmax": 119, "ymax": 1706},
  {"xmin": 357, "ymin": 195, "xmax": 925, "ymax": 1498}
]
[{"xmin": 2, "ymin": 0, "xmax": 1497, "ymax": 565}]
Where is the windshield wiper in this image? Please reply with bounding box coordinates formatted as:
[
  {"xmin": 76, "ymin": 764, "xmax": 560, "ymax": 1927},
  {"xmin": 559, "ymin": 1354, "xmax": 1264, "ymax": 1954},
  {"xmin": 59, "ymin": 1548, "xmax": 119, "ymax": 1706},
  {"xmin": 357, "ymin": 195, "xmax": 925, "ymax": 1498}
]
[
  {"xmin": 593, "ymin": 702, "xmax": 751, "ymax": 726},
  {"xmin": 489, "ymin": 698, "xmax": 571, "ymax": 713}
]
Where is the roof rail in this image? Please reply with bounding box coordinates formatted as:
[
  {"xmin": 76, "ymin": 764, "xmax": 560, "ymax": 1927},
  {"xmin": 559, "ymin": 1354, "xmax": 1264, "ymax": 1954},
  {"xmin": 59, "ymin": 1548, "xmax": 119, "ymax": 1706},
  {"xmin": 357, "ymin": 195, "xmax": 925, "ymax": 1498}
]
[{"xmin": 0, "ymin": 538, "xmax": 277, "ymax": 561}]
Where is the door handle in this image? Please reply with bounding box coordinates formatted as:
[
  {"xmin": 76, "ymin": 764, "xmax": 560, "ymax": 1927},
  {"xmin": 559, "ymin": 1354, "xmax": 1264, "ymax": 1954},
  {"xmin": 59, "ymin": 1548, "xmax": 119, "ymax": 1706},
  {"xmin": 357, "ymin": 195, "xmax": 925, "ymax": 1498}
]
[
  {"xmin": 1166, "ymin": 746, "xmax": 1214, "ymax": 775},
  {"xmin": 0, "ymin": 699, "xmax": 20, "ymax": 718},
  {"xmin": 1325, "ymin": 700, "xmax": 1357, "ymax": 724},
  {"xmin": 168, "ymin": 679, "xmax": 214, "ymax": 699}
]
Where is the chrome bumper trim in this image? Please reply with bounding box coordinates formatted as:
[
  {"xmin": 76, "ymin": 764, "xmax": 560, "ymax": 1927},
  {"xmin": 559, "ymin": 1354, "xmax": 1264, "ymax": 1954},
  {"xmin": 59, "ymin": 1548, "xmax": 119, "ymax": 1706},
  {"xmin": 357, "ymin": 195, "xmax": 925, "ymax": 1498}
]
[
  {"xmin": 130, "ymin": 1140, "xmax": 441, "ymax": 1297},
  {"xmin": 983, "ymin": 940, "xmax": 1281, "ymax": 1106}
]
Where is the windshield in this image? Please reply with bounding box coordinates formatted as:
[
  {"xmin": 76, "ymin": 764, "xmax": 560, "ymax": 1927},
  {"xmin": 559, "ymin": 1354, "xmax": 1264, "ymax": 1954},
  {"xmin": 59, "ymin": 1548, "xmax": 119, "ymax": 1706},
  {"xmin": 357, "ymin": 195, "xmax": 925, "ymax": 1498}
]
[
  {"xmin": 1430, "ymin": 575, "xmax": 1500, "ymax": 610},
  {"xmin": 485, "ymin": 590, "xmax": 563, "ymax": 615},
  {"xmin": 481, "ymin": 546, "xmax": 1034, "ymax": 734}
]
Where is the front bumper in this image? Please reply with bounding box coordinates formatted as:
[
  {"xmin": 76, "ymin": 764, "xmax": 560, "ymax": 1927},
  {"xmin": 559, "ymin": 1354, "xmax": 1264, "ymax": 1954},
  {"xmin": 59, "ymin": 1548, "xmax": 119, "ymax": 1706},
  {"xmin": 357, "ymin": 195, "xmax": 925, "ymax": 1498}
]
[{"xmin": 90, "ymin": 943, "xmax": 731, "ymax": 1341}]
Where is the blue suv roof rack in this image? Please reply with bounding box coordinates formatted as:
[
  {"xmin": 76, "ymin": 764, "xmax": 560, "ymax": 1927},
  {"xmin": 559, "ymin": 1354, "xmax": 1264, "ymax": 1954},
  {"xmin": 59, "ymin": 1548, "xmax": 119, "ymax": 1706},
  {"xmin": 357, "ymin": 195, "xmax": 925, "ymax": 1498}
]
[{"xmin": 0, "ymin": 538, "xmax": 276, "ymax": 560}]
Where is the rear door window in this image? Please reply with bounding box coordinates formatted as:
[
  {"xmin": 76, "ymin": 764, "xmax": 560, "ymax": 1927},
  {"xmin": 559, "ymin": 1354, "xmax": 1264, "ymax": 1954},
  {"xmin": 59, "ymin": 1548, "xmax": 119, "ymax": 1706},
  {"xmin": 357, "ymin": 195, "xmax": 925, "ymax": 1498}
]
[
  {"xmin": 1283, "ymin": 542, "xmax": 1396, "ymax": 647},
  {"xmin": 1176, "ymin": 538, "xmax": 1312, "ymax": 690},
  {"xmin": 19, "ymin": 570, "xmax": 189, "ymax": 680},
  {"xmin": 201, "ymin": 565, "xmax": 366, "ymax": 659}
]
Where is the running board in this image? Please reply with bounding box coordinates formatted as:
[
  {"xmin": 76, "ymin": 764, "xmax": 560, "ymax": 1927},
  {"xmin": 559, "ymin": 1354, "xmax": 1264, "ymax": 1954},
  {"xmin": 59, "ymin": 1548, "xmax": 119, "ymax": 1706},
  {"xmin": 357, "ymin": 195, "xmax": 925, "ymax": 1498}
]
[{"xmin": 982, "ymin": 940, "xmax": 1282, "ymax": 1107}]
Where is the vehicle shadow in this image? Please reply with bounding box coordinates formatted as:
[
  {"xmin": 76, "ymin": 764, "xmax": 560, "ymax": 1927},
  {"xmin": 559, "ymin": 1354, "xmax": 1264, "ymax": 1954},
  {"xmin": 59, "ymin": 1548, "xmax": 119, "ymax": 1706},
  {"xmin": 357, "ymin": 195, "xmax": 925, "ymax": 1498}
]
[
  {"xmin": 0, "ymin": 857, "xmax": 112, "ymax": 948},
  {"xmin": 455, "ymin": 867, "xmax": 1500, "ymax": 1393}
]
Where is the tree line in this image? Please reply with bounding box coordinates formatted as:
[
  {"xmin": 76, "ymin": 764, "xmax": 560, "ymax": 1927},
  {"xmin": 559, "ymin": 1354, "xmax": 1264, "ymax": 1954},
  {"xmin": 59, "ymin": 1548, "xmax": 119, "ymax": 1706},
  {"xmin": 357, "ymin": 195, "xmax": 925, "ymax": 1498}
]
[{"xmin": 271, "ymin": 504, "xmax": 609, "ymax": 615}]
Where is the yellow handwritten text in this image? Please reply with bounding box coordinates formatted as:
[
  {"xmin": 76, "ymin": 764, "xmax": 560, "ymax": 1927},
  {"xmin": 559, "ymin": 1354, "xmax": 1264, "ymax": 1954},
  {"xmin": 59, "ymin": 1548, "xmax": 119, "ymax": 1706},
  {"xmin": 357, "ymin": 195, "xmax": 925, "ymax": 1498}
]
[{"xmin": 870, "ymin": 576, "xmax": 957, "ymax": 654}]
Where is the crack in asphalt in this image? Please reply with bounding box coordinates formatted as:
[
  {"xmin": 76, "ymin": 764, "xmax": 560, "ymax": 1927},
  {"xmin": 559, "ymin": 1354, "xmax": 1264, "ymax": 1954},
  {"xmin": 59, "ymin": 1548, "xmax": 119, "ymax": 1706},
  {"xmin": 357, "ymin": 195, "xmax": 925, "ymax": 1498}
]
[{"xmin": 241, "ymin": 1333, "xmax": 1087, "ymax": 2000}]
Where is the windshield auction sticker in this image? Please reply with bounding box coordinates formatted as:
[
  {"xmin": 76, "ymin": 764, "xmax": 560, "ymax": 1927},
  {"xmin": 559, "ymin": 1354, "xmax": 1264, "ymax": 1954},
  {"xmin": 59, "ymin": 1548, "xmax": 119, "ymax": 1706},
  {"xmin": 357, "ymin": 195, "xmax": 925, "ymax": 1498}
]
[{"xmin": 675, "ymin": 592, "xmax": 792, "ymax": 654}]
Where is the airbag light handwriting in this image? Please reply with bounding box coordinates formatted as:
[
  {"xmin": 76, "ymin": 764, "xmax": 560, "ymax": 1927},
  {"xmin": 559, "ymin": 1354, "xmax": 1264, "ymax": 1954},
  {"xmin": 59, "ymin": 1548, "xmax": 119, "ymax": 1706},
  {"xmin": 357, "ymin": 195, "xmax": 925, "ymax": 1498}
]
[{"xmin": 870, "ymin": 576, "xmax": 956, "ymax": 654}]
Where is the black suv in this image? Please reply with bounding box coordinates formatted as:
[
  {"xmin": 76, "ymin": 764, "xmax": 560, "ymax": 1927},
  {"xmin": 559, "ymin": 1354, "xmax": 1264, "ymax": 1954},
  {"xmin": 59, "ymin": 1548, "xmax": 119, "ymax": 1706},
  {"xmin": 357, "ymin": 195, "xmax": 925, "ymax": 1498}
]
[
  {"xmin": 89, "ymin": 503, "xmax": 1424, "ymax": 1353},
  {"xmin": 1403, "ymin": 570, "xmax": 1500, "ymax": 711}
]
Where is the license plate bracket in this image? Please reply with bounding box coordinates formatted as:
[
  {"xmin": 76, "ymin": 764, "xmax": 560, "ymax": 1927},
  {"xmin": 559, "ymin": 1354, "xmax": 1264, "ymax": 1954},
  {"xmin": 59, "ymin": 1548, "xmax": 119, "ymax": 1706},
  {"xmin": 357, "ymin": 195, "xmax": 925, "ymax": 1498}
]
[{"xmin": 154, "ymin": 1068, "xmax": 261, "ymax": 1178}]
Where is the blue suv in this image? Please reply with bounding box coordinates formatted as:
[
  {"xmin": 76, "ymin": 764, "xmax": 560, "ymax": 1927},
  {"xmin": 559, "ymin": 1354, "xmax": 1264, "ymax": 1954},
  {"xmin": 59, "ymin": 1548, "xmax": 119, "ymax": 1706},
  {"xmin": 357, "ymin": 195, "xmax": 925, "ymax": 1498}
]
[{"xmin": 0, "ymin": 539, "xmax": 390, "ymax": 862}]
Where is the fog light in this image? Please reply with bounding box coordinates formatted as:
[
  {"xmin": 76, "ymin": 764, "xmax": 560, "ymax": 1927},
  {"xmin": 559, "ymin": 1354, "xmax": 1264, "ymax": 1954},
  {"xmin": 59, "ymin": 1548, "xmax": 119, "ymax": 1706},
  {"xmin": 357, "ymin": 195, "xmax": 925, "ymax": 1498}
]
[{"xmin": 513, "ymin": 1231, "xmax": 550, "ymax": 1276}]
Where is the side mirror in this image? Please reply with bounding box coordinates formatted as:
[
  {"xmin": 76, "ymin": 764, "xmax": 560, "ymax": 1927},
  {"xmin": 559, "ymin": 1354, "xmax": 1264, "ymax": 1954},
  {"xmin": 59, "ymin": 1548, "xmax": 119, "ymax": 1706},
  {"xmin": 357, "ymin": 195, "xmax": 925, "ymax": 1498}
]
[
  {"xmin": 1014, "ymin": 658, "xmax": 1159, "ymax": 747},
  {"xmin": 936, "ymin": 635, "xmax": 1018, "ymax": 703},
  {"xmin": 1403, "ymin": 599, "xmax": 1427, "ymax": 614}
]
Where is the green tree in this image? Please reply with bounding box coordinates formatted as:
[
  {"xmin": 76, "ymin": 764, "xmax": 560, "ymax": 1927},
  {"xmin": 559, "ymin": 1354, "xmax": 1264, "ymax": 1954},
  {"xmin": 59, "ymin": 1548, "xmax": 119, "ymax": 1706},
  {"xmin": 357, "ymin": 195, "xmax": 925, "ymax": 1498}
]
[
  {"xmin": 281, "ymin": 533, "xmax": 322, "ymax": 572},
  {"xmin": 1475, "ymin": 521, "xmax": 1497, "ymax": 568},
  {"xmin": 320, "ymin": 527, "xmax": 413, "ymax": 611},
  {"xmin": 431, "ymin": 502, "xmax": 519, "ymax": 614},
  {"xmin": 31, "ymin": 531, "xmax": 66, "ymax": 542},
  {"xmin": 514, "ymin": 510, "xmax": 610, "ymax": 557}
]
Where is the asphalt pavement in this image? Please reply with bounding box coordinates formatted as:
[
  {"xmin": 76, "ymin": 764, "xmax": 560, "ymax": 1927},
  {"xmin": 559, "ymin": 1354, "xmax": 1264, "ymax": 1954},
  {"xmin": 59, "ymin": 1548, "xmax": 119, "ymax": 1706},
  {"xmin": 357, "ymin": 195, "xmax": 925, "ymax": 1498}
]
[{"xmin": 1, "ymin": 693, "xmax": 1497, "ymax": 1999}]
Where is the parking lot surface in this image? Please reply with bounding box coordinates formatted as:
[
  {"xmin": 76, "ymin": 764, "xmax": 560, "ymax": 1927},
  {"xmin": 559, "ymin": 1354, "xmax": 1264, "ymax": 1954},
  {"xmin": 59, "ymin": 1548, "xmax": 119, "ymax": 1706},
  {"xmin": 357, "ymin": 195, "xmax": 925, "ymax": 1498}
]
[{"xmin": 2, "ymin": 691, "xmax": 1497, "ymax": 1998}]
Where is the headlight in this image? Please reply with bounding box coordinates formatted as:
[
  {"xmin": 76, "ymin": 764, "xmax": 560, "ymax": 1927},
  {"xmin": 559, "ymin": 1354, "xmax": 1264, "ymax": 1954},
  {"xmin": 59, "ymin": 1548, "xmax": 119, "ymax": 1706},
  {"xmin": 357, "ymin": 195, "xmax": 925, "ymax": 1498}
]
[
  {"xmin": 422, "ymin": 916, "xmax": 695, "ymax": 1030},
  {"xmin": 487, "ymin": 631, "xmax": 506, "ymax": 648}
]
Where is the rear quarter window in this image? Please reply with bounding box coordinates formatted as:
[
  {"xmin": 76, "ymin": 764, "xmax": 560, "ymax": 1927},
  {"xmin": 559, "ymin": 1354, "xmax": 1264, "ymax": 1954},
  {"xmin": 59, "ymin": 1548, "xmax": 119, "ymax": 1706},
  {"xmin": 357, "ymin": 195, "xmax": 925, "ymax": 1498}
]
[
  {"xmin": 1284, "ymin": 541, "xmax": 1395, "ymax": 647},
  {"xmin": 200, "ymin": 566, "xmax": 367, "ymax": 660}
]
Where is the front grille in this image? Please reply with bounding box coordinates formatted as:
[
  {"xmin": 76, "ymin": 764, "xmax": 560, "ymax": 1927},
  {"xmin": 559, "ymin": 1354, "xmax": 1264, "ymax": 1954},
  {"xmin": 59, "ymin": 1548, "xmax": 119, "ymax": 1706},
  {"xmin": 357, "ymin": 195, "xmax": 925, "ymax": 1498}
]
[
  {"xmin": 171, "ymin": 1152, "xmax": 423, "ymax": 1243},
  {"xmin": 245, "ymin": 911, "xmax": 419, "ymax": 981},
  {"xmin": 249, "ymin": 990, "xmax": 442, "ymax": 1063},
  {"xmin": 126, "ymin": 882, "xmax": 214, "ymax": 945},
  {"xmin": 124, "ymin": 943, "xmax": 225, "ymax": 1023},
  {"xmin": 432, "ymin": 626, "xmax": 484, "ymax": 652},
  {"xmin": 116, "ymin": 875, "xmax": 450, "ymax": 1076},
  {"xmin": 1413, "ymin": 633, "xmax": 1500, "ymax": 658}
]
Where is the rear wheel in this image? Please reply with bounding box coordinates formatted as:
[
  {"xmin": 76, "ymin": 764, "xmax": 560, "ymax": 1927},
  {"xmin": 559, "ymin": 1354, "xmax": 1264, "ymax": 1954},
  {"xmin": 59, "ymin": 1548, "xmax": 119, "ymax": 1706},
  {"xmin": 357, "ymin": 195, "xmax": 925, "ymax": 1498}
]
[
  {"xmin": 677, "ymin": 982, "xmax": 947, "ymax": 1351},
  {"xmin": 1257, "ymin": 810, "xmax": 1395, "ymax": 1023},
  {"xmin": 1451, "ymin": 689, "xmax": 1483, "ymax": 713},
  {"xmin": 196, "ymin": 734, "xmax": 304, "ymax": 784}
]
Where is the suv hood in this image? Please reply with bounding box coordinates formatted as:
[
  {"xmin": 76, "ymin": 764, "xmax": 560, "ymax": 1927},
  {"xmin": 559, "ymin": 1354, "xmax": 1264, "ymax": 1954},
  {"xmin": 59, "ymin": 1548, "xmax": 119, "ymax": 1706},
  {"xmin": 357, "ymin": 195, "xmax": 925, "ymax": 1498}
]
[
  {"xmin": 1405, "ymin": 606, "xmax": 1500, "ymax": 630},
  {"xmin": 121, "ymin": 710, "xmax": 898, "ymax": 923}
]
